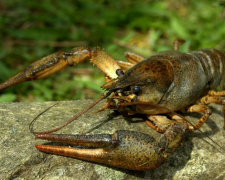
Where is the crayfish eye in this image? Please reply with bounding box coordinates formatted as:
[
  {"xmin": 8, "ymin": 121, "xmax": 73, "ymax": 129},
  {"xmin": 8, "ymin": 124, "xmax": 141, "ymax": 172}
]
[
  {"xmin": 116, "ymin": 69, "xmax": 124, "ymax": 77},
  {"xmin": 133, "ymin": 86, "xmax": 140, "ymax": 94}
]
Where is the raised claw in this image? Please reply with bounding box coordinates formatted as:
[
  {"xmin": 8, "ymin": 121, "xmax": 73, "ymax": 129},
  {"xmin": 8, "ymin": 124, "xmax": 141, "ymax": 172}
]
[
  {"xmin": 0, "ymin": 52, "xmax": 68, "ymax": 91},
  {"xmin": 35, "ymin": 124, "xmax": 185, "ymax": 170},
  {"xmin": 0, "ymin": 47, "xmax": 120, "ymax": 91}
]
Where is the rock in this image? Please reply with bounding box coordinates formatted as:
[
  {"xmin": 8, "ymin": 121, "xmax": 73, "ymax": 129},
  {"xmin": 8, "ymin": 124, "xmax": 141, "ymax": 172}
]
[{"xmin": 0, "ymin": 100, "xmax": 225, "ymax": 180}]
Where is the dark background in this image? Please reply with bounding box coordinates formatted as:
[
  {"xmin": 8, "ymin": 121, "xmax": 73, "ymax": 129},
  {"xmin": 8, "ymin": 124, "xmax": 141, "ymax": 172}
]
[{"xmin": 0, "ymin": 0, "xmax": 224, "ymax": 102}]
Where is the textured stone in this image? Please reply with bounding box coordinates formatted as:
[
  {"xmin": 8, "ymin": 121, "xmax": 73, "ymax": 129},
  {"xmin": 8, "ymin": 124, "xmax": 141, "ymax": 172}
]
[{"xmin": 0, "ymin": 100, "xmax": 225, "ymax": 180}]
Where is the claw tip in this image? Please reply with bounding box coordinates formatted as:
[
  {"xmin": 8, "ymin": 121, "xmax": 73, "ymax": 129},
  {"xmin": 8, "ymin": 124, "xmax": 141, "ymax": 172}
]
[{"xmin": 35, "ymin": 144, "xmax": 41, "ymax": 149}]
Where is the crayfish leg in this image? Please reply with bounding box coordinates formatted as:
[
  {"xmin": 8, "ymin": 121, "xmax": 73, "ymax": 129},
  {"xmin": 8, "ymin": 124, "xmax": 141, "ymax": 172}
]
[
  {"xmin": 124, "ymin": 52, "xmax": 144, "ymax": 64},
  {"xmin": 147, "ymin": 115, "xmax": 177, "ymax": 133},
  {"xmin": 116, "ymin": 61, "xmax": 134, "ymax": 71},
  {"xmin": 173, "ymin": 38, "xmax": 185, "ymax": 51},
  {"xmin": 114, "ymin": 52, "xmax": 144, "ymax": 71},
  {"xmin": 186, "ymin": 104, "xmax": 212, "ymax": 130},
  {"xmin": 199, "ymin": 91, "xmax": 225, "ymax": 129}
]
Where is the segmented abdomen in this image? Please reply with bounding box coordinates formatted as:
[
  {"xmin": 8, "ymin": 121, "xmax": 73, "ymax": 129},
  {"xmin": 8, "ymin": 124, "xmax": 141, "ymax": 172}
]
[{"xmin": 189, "ymin": 49, "xmax": 225, "ymax": 89}]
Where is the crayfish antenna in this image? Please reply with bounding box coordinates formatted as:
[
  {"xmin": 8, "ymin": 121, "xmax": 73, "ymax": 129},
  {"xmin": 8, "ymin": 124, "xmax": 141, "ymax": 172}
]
[{"xmin": 29, "ymin": 91, "xmax": 112, "ymax": 135}]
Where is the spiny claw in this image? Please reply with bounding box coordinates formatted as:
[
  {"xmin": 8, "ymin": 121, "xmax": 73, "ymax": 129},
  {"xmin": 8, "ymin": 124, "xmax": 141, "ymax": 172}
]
[{"xmin": 35, "ymin": 124, "xmax": 185, "ymax": 170}]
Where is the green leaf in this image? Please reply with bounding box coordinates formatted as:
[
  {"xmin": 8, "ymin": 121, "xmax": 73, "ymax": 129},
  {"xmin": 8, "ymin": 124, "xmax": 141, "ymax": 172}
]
[
  {"xmin": 170, "ymin": 17, "xmax": 188, "ymax": 39},
  {"xmin": 0, "ymin": 93, "xmax": 17, "ymax": 102}
]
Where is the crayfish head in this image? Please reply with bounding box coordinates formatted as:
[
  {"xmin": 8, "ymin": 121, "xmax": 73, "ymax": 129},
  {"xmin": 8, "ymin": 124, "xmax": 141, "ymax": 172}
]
[
  {"xmin": 101, "ymin": 57, "xmax": 174, "ymax": 114},
  {"xmin": 101, "ymin": 71, "xmax": 141, "ymax": 104},
  {"xmin": 103, "ymin": 58, "xmax": 174, "ymax": 99}
]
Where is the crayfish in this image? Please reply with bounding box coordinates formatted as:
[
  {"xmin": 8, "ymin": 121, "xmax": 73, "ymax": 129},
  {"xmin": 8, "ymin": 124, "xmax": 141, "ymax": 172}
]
[{"xmin": 0, "ymin": 42, "xmax": 225, "ymax": 170}]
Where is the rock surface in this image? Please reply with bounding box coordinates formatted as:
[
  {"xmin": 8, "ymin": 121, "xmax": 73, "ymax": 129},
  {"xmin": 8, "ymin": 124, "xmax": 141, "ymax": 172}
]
[{"xmin": 0, "ymin": 100, "xmax": 225, "ymax": 180}]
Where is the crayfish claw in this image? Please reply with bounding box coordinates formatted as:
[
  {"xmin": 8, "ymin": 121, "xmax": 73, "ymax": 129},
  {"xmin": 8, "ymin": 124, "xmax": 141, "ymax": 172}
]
[
  {"xmin": 35, "ymin": 123, "xmax": 185, "ymax": 170},
  {"xmin": 0, "ymin": 51, "xmax": 68, "ymax": 91}
]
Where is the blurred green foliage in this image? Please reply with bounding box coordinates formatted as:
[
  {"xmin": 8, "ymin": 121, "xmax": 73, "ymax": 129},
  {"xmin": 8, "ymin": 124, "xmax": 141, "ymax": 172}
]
[{"xmin": 0, "ymin": 0, "xmax": 225, "ymax": 102}]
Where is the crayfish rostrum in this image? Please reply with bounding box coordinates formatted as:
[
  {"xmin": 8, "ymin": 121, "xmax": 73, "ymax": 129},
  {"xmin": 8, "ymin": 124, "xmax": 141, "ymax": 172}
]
[{"xmin": 0, "ymin": 43, "xmax": 225, "ymax": 170}]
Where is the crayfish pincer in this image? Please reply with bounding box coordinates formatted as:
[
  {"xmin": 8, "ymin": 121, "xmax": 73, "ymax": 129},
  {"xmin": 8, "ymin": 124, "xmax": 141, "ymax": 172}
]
[
  {"xmin": 0, "ymin": 45, "xmax": 225, "ymax": 170},
  {"xmin": 35, "ymin": 124, "xmax": 185, "ymax": 170}
]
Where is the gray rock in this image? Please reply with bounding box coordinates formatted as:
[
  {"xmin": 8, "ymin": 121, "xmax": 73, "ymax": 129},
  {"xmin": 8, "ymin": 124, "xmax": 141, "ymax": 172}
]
[{"xmin": 0, "ymin": 100, "xmax": 225, "ymax": 180}]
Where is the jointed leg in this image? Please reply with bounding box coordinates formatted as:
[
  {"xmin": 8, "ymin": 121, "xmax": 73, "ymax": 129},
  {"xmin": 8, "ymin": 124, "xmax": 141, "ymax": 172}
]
[
  {"xmin": 116, "ymin": 52, "xmax": 144, "ymax": 71},
  {"xmin": 207, "ymin": 90, "xmax": 225, "ymax": 96},
  {"xmin": 0, "ymin": 47, "xmax": 120, "ymax": 91},
  {"xmin": 183, "ymin": 90, "xmax": 225, "ymax": 130},
  {"xmin": 125, "ymin": 52, "xmax": 144, "ymax": 64},
  {"xmin": 146, "ymin": 117, "xmax": 165, "ymax": 133},
  {"xmin": 173, "ymin": 38, "xmax": 185, "ymax": 51},
  {"xmin": 116, "ymin": 61, "xmax": 134, "ymax": 71},
  {"xmin": 147, "ymin": 115, "xmax": 183, "ymax": 133},
  {"xmin": 185, "ymin": 104, "xmax": 212, "ymax": 130},
  {"xmin": 146, "ymin": 103, "xmax": 212, "ymax": 132},
  {"xmin": 200, "ymin": 92, "xmax": 225, "ymax": 129}
]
